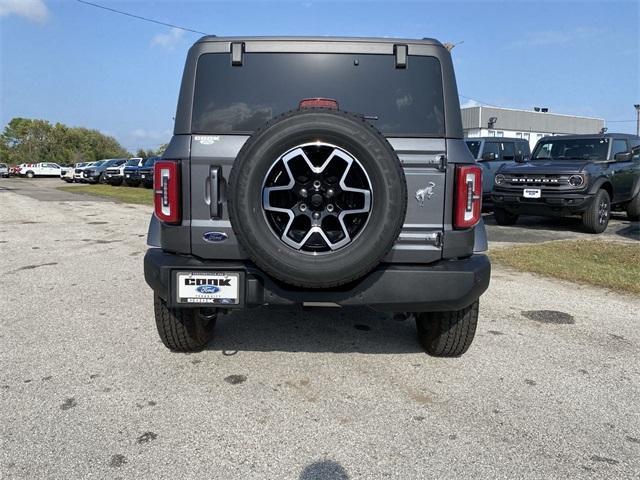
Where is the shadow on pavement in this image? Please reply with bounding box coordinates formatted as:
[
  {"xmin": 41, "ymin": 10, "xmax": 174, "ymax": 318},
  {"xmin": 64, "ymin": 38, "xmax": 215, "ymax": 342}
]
[
  {"xmin": 206, "ymin": 306, "xmax": 422, "ymax": 354},
  {"xmin": 299, "ymin": 460, "xmax": 349, "ymax": 480},
  {"xmin": 616, "ymin": 221, "xmax": 640, "ymax": 241}
]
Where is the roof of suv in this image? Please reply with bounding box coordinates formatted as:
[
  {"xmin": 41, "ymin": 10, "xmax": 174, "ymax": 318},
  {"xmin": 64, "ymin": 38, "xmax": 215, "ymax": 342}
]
[
  {"xmin": 539, "ymin": 133, "xmax": 640, "ymax": 140},
  {"xmin": 195, "ymin": 36, "xmax": 443, "ymax": 47},
  {"xmin": 467, "ymin": 137, "xmax": 529, "ymax": 142}
]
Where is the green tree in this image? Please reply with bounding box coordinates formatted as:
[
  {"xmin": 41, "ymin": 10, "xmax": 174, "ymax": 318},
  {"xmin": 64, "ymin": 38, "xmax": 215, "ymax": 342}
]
[
  {"xmin": 0, "ymin": 117, "xmax": 129, "ymax": 165},
  {"xmin": 134, "ymin": 143, "xmax": 168, "ymax": 159},
  {"xmin": 154, "ymin": 143, "xmax": 169, "ymax": 156}
]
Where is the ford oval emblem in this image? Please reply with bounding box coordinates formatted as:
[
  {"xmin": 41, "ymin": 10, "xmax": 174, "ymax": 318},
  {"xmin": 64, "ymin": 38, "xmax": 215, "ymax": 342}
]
[
  {"xmin": 196, "ymin": 285, "xmax": 220, "ymax": 294},
  {"xmin": 203, "ymin": 231, "xmax": 228, "ymax": 243}
]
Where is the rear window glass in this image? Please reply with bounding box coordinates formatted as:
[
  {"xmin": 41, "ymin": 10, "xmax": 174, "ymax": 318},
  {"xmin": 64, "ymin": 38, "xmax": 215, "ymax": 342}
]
[{"xmin": 192, "ymin": 53, "xmax": 445, "ymax": 136}]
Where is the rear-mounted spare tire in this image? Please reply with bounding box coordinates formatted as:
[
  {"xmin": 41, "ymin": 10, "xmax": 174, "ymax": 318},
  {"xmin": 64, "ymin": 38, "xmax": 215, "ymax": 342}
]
[{"xmin": 228, "ymin": 108, "xmax": 407, "ymax": 288}]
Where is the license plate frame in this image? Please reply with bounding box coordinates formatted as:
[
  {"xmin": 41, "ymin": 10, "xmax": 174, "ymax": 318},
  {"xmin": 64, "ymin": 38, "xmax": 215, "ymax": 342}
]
[
  {"xmin": 174, "ymin": 271, "xmax": 242, "ymax": 305},
  {"xmin": 523, "ymin": 188, "xmax": 541, "ymax": 199}
]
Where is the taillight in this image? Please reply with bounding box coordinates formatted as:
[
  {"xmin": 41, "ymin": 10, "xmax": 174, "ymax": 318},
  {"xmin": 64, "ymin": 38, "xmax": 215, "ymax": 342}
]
[
  {"xmin": 299, "ymin": 98, "xmax": 339, "ymax": 110},
  {"xmin": 454, "ymin": 164, "xmax": 482, "ymax": 229},
  {"xmin": 154, "ymin": 160, "xmax": 181, "ymax": 224}
]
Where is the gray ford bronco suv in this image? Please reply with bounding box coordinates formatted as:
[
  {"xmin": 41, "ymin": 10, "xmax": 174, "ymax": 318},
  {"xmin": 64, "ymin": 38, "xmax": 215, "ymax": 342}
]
[
  {"xmin": 144, "ymin": 36, "xmax": 491, "ymax": 357},
  {"xmin": 492, "ymin": 133, "xmax": 640, "ymax": 233}
]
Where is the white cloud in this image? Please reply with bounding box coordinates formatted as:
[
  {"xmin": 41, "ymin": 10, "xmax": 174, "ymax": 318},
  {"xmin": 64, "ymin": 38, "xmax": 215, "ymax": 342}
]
[
  {"xmin": 460, "ymin": 99, "xmax": 480, "ymax": 109},
  {"xmin": 0, "ymin": 0, "xmax": 49, "ymax": 23},
  {"xmin": 151, "ymin": 27, "xmax": 184, "ymax": 50}
]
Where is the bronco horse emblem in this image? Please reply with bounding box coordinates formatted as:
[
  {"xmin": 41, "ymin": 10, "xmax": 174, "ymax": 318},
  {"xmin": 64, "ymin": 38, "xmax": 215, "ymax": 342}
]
[{"xmin": 415, "ymin": 182, "xmax": 436, "ymax": 207}]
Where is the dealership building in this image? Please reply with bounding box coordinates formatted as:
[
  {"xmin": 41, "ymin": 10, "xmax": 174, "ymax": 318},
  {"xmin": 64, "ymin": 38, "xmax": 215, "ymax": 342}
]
[{"xmin": 461, "ymin": 106, "xmax": 605, "ymax": 150}]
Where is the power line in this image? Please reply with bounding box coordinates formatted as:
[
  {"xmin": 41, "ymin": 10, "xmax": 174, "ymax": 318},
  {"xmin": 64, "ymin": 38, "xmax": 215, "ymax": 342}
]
[{"xmin": 75, "ymin": 0, "xmax": 211, "ymax": 36}]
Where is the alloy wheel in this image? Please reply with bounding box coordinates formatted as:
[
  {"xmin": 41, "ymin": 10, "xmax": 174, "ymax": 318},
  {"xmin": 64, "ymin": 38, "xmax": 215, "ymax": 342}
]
[{"xmin": 262, "ymin": 142, "xmax": 372, "ymax": 254}]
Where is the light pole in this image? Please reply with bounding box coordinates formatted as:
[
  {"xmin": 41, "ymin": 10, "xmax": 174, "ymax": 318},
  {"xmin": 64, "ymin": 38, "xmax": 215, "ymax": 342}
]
[{"xmin": 635, "ymin": 104, "xmax": 640, "ymax": 136}]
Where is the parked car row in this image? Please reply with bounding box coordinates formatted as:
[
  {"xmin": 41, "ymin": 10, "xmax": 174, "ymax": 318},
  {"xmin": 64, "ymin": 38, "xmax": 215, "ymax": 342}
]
[
  {"xmin": 467, "ymin": 133, "xmax": 640, "ymax": 233},
  {"xmin": 59, "ymin": 156, "xmax": 159, "ymax": 188},
  {"xmin": 0, "ymin": 157, "xmax": 161, "ymax": 189}
]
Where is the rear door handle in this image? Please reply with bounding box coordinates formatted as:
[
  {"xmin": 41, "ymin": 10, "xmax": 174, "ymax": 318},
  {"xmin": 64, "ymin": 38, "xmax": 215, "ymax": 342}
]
[{"xmin": 209, "ymin": 166, "xmax": 221, "ymax": 218}]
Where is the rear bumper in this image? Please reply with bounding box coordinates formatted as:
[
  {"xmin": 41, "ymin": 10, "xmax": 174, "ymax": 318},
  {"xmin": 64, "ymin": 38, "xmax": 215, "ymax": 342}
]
[
  {"xmin": 492, "ymin": 190, "xmax": 595, "ymax": 215},
  {"xmin": 144, "ymin": 248, "xmax": 491, "ymax": 312}
]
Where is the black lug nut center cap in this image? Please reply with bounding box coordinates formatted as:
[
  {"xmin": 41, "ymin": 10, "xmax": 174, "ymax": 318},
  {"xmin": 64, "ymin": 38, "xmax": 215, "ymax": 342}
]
[{"xmin": 311, "ymin": 193, "xmax": 323, "ymax": 208}]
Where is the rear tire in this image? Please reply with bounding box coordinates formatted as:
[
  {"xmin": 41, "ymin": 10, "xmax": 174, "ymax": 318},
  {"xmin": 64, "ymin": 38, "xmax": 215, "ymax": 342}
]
[
  {"xmin": 415, "ymin": 301, "xmax": 479, "ymax": 357},
  {"xmin": 26, "ymin": 171, "xmax": 34, "ymax": 178},
  {"xmin": 153, "ymin": 294, "xmax": 216, "ymax": 352},
  {"xmin": 582, "ymin": 189, "xmax": 610, "ymax": 233},
  {"xmin": 626, "ymin": 192, "xmax": 640, "ymax": 221},
  {"xmin": 494, "ymin": 207, "xmax": 519, "ymax": 225}
]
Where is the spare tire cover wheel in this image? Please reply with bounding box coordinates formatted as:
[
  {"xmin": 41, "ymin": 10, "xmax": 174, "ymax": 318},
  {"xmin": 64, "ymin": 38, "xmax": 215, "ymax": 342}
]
[{"xmin": 228, "ymin": 109, "xmax": 407, "ymax": 288}]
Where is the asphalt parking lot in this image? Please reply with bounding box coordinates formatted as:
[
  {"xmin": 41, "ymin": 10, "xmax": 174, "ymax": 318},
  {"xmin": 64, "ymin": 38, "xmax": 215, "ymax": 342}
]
[
  {"xmin": 484, "ymin": 212, "xmax": 639, "ymax": 247},
  {"xmin": 1, "ymin": 177, "xmax": 639, "ymax": 479}
]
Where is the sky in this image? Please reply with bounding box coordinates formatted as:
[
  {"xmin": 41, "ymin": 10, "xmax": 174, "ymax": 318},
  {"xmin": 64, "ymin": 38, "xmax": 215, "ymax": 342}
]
[{"xmin": 0, "ymin": 0, "xmax": 638, "ymax": 152}]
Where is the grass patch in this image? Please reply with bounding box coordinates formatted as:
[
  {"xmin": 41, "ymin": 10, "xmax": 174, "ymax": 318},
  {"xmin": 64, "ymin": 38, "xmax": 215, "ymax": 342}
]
[
  {"xmin": 58, "ymin": 184, "xmax": 153, "ymax": 205},
  {"xmin": 491, "ymin": 240, "xmax": 640, "ymax": 294}
]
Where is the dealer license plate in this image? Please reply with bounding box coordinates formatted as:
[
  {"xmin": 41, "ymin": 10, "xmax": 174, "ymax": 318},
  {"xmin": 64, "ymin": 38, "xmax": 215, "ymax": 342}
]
[
  {"xmin": 176, "ymin": 272, "xmax": 240, "ymax": 304},
  {"xmin": 523, "ymin": 188, "xmax": 541, "ymax": 199}
]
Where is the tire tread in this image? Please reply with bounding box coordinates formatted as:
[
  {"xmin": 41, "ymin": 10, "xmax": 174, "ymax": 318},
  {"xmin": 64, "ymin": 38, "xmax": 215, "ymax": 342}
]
[
  {"xmin": 582, "ymin": 189, "xmax": 610, "ymax": 234},
  {"xmin": 416, "ymin": 301, "xmax": 479, "ymax": 357},
  {"xmin": 153, "ymin": 295, "xmax": 213, "ymax": 352}
]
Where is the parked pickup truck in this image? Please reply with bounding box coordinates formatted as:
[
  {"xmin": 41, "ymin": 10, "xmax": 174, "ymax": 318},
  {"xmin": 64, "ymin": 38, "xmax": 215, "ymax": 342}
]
[
  {"xmin": 123, "ymin": 158, "xmax": 146, "ymax": 186},
  {"xmin": 105, "ymin": 157, "xmax": 144, "ymax": 186},
  {"xmin": 138, "ymin": 157, "xmax": 159, "ymax": 188},
  {"xmin": 82, "ymin": 158, "xmax": 127, "ymax": 184},
  {"xmin": 492, "ymin": 133, "xmax": 640, "ymax": 233},
  {"xmin": 465, "ymin": 137, "xmax": 530, "ymax": 207},
  {"xmin": 144, "ymin": 36, "xmax": 490, "ymax": 357},
  {"xmin": 60, "ymin": 164, "xmax": 78, "ymax": 182},
  {"xmin": 18, "ymin": 162, "xmax": 62, "ymax": 178},
  {"xmin": 73, "ymin": 162, "xmax": 94, "ymax": 181}
]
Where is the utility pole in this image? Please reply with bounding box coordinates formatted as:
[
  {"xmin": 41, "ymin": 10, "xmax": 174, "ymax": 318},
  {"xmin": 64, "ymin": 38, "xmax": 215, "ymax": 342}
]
[{"xmin": 635, "ymin": 104, "xmax": 640, "ymax": 136}]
